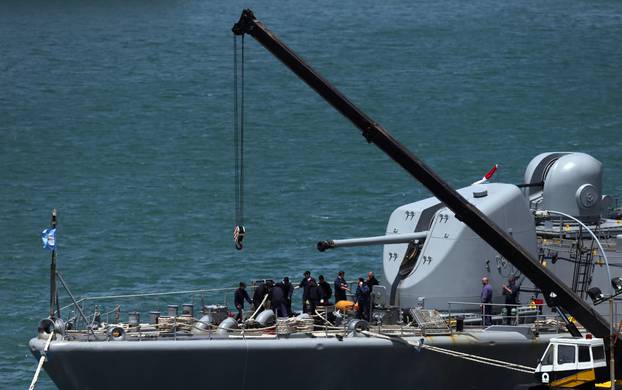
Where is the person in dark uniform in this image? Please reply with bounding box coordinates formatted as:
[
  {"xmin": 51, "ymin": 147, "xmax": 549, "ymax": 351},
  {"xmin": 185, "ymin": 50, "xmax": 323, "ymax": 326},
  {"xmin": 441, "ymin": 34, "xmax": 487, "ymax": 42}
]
[
  {"xmin": 502, "ymin": 276, "xmax": 520, "ymax": 325},
  {"xmin": 282, "ymin": 277, "xmax": 294, "ymax": 316},
  {"xmin": 480, "ymin": 277, "xmax": 493, "ymax": 326},
  {"xmin": 366, "ymin": 272, "xmax": 379, "ymax": 289},
  {"xmin": 271, "ymin": 282, "xmax": 288, "ymax": 317},
  {"xmin": 253, "ymin": 281, "xmax": 272, "ymax": 315},
  {"xmin": 306, "ymin": 277, "xmax": 321, "ymax": 313},
  {"xmin": 355, "ymin": 277, "xmax": 371, "ymax": 321},
  {"xmin": 318, "ymin": 275, "xmax": 332, "ymax": 305},
  {"xmin": 299, "ymin": 271, "xmax": 311, "ymax": 313},
  {"xmin": 234, "ymin": 282, "xmax": 252, "ymax": 322},
  {"xmin": 334, "ymin": 271, "xmax": 349, "ymax": 303},
  {"xmin": 366, "ymin": 271, "xmax": 380, "ymax": 319}
]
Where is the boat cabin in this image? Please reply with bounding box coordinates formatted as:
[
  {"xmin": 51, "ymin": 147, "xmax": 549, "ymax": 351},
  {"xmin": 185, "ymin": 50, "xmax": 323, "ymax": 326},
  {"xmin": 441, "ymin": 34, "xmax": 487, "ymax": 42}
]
[{"xmin": 534, "ymin": 336, "xmax": 608, "ymax": 388}]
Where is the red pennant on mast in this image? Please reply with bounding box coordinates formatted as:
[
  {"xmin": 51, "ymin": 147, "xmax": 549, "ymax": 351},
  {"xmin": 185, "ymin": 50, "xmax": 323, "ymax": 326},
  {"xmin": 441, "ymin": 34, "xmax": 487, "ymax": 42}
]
[{"xmin": 473, "ymin": 164, "xmax": 498, "ymax": 185}]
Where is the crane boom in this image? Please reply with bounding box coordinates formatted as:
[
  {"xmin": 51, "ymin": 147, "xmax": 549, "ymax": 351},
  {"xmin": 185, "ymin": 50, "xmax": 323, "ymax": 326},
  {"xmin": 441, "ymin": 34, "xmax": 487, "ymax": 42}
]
[{"xmin": 232, "ymin": 9, "xmax": 611, "ymax": 338}]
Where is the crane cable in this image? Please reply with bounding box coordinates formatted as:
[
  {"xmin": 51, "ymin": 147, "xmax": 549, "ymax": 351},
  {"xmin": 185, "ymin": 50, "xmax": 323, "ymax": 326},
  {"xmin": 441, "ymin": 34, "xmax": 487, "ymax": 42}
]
[{"xmin": 233, "ymin": 34, "xmax": 246, "ymax": 250}]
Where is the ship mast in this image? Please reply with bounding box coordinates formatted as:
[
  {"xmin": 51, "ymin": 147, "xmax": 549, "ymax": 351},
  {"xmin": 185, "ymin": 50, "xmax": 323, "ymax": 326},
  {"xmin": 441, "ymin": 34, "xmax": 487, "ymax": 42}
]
[{"xmin": 49, "ymin": 208, "xmax": 58, "ymax": 320}]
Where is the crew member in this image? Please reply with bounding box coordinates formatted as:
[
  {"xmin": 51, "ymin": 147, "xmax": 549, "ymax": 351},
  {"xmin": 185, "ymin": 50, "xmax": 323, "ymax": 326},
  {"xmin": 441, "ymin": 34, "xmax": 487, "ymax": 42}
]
[
  {"xmin": 318, "ymin": 275, "xmax": 332, "ymax": 305},
  {"xmin": 502, "ymin": 276, "xmax": 520, "ymax": 325},
  {"xmin": 299, "ymin": 271, "xmax": 312, "ymax": 313},
  {"xmin": 282, "ymin": 277, "xmax": 294, "ymax": 315},
  {"xmin": 234, "ymin": 282, "xmax": 252, "ymax": 322},
  {"xmin": 366, "ymin": 271, "xmax": 379, "ymax": 289},
  {"xmin": 334, "ymin": 271, "xmax": 349, "ymax": 303},
  {"xmin": 355, "ymin": 277, "xmax": 370, "ymax": 321},
  {"xmin": 253, "ymin": 280, "xmax": 272, "ymax": 315},
  {"xmin": 306, "ymin": 277, "xmax": 321, "ymax": 313},
  {"xmin": 271, "ymin": 281, "xmax": 288, "ymax": 317},
  {"xmin": 367, "ymin": 271, "xmax": 380, "ymax": 318},
  {"xmin": 480, "ymin": 276, "xmax": 493, "ymax": 326}
]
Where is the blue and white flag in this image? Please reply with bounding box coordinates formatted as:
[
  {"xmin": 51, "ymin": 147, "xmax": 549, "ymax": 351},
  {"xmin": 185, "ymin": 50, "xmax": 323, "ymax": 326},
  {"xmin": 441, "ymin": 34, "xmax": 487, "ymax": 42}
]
[{"xmin": 41, "ymin": 228, "xmax": 56, "ymax": 250}]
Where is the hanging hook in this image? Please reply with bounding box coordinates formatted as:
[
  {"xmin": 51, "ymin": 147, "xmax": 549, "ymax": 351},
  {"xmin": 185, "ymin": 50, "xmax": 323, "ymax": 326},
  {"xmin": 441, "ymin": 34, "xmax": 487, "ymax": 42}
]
[{"xmin": 234, "ymin": 225, "xmax": 245, "ymax": 250}]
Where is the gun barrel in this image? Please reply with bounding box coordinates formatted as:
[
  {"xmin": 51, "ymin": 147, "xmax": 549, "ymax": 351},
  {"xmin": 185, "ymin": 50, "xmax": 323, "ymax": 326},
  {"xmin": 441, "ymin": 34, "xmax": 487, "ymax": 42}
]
[{"xmin": 317, "ymin": 231, "xmax": 428, "ymax": 252}]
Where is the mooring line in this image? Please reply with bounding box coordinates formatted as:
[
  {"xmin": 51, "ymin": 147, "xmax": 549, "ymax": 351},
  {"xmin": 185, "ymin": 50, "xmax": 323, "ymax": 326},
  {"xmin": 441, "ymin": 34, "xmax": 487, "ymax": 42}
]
[
  {"xmin": 362, "ymin": 330, "xmax": 534, "ymax": 374},
  {"xmin": 28, "ymin": 331, "xmax": 54, "ymax": 390}
]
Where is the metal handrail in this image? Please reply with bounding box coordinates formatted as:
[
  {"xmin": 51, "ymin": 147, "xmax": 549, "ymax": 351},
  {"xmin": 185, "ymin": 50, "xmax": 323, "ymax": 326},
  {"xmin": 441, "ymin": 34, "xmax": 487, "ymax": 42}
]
[
  {"xmin": 76, "ymin": 278, "xmax": 363, "ymax": 302},
  {"xmin": 81, "ymin": 287, "xmax": 238, "ymax": 301},
  {"xmin": 55, "ymin": 278, "xmax": 371, "ymax": 331},
  {"xmin": 445, "ymin": 301, "xmax": 553, "ymax": 334},
  {"xmin": 447, "ymin": 301, "xmax": 545, "ymax": 307}
]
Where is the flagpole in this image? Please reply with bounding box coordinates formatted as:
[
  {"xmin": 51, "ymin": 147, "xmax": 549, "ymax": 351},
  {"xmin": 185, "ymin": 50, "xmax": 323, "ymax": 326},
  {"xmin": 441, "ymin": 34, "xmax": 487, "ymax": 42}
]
[{"xmin": 49, "ymin": 209, "xmax": 57, "ymax": 320}]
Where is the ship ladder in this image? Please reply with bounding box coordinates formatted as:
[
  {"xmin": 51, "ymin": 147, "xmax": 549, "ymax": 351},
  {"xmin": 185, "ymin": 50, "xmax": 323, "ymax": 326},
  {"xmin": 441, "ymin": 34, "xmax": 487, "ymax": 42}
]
[
  {"xmin": 28, "ymin": 330, "xmax": 54, "ymax": 390},
  {"xmin": 362, "ymin": 330, "xmax": 535, "ymax": 374}
]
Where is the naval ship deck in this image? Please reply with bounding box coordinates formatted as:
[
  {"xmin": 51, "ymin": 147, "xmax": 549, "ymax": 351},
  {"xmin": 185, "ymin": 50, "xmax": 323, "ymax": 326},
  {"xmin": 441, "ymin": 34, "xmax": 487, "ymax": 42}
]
[{"xmin": 29, "ymin": 283, "xmax": 588, "ymax": 390}]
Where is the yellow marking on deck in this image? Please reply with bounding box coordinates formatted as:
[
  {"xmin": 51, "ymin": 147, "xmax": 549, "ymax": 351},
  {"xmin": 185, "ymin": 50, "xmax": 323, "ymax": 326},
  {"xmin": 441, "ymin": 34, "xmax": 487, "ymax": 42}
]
[
  {"xmin": 550, "ymin": 369, "xmax": 595, "ymax": 388},
  {"xmin": 595, "ymin": 380, "xmax": 622, "ymax": 388}
]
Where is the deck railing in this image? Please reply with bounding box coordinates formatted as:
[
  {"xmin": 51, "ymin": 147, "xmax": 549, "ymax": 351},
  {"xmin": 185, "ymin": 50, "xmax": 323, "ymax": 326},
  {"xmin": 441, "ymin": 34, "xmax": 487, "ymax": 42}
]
[
  {"xmin": 56, "ymin": 277, "xmax": 363, "ymax": 330},
  {"xmin": 446, "ymin": 301, "xmax": 553, "ymax": 334}
]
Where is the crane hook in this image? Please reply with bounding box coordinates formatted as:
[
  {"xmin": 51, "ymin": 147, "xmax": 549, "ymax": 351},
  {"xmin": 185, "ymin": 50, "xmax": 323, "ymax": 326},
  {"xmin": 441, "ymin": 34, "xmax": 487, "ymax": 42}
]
[{"xmin": 234, "ymin": 225, "xmax": 245, "ymax": 250}]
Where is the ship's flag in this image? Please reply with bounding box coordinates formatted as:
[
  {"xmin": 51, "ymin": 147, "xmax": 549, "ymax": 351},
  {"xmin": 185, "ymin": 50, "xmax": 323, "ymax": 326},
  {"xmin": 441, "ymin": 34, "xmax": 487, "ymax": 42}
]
[{"xmin": 41, "ymin": 228, "xmax": 56, "ymax": 250}]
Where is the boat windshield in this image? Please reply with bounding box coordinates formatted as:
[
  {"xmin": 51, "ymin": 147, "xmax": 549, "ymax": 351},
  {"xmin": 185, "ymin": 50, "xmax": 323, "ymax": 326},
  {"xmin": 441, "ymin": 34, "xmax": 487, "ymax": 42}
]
[{"xmin": 541, "ymin": 344, "xmax": 554, "ymax": 366}]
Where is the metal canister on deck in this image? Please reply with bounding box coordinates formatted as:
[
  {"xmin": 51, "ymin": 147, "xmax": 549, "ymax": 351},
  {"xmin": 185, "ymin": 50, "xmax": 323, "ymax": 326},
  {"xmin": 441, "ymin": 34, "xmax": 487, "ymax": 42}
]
[
  {"xmin": 217, "ymin": 317, "xmax": 238, "ymax": 336},
  {"xmin": 168, "ymin": 305, "xmax": 179, "ymax": 317},
  {"xmin": 456, "ymin": 315, "xmax": 464, "ymax": 332},
  {"xmin": 202, "ymin": 304, "xmax": 228, "ymax": 325},
  {"xmin": 128, "ymin": 312, "xmax": 140, "ymax": 327},
  {"xmin": 182, "ymin": 304, "xmax": 194, "ymax": 318},
  {"xmin": 149, "ymin": 311, "xmax": 160, "ymax": 324}
]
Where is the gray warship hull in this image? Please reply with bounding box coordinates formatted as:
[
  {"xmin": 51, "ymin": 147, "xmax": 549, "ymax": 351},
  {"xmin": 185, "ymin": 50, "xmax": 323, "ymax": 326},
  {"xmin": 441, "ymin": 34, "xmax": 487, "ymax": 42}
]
[{"xmin": 30, "ymin": 330, "xmax": 557, "ymax": 390}]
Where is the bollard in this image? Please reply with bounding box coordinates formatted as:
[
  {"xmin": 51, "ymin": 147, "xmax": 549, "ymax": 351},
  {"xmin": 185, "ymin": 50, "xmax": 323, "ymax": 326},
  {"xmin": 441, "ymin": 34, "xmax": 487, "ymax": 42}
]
[
  {"xmin": 149, "ymin": 311, "xmax": 160, "ymax": 324},
  {"xmin": 182, "ymin": 303, "xmax": 194, "ymax": 318},
  {"xmin": 168, "ymin": 305, "xmax": 179, "ymax": 317},
  {"xmin": 456, "ymin": 315, "xmax": 464, "ymax": 332},
  {"xmin": 128, "ymin": 312, "xmax": 140, "ymax": 327}
]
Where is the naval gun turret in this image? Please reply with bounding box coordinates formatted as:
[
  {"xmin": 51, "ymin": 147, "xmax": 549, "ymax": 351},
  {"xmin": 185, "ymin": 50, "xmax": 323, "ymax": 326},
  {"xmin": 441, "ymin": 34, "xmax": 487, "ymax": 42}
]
[
  {"xmin": 318, "ymin": 183, "xmax": 539, "ymax": 310},
  {"xmin": 524, "ymin": 152, "xmax": 604, "ymax": 223}
]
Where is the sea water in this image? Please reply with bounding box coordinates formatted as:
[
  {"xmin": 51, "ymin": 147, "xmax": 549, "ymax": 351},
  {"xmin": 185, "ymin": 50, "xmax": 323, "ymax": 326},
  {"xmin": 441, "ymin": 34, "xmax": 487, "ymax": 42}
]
[{"xmin": 1, "ymin": 0, "xmax": 621, "ymax": 388}]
